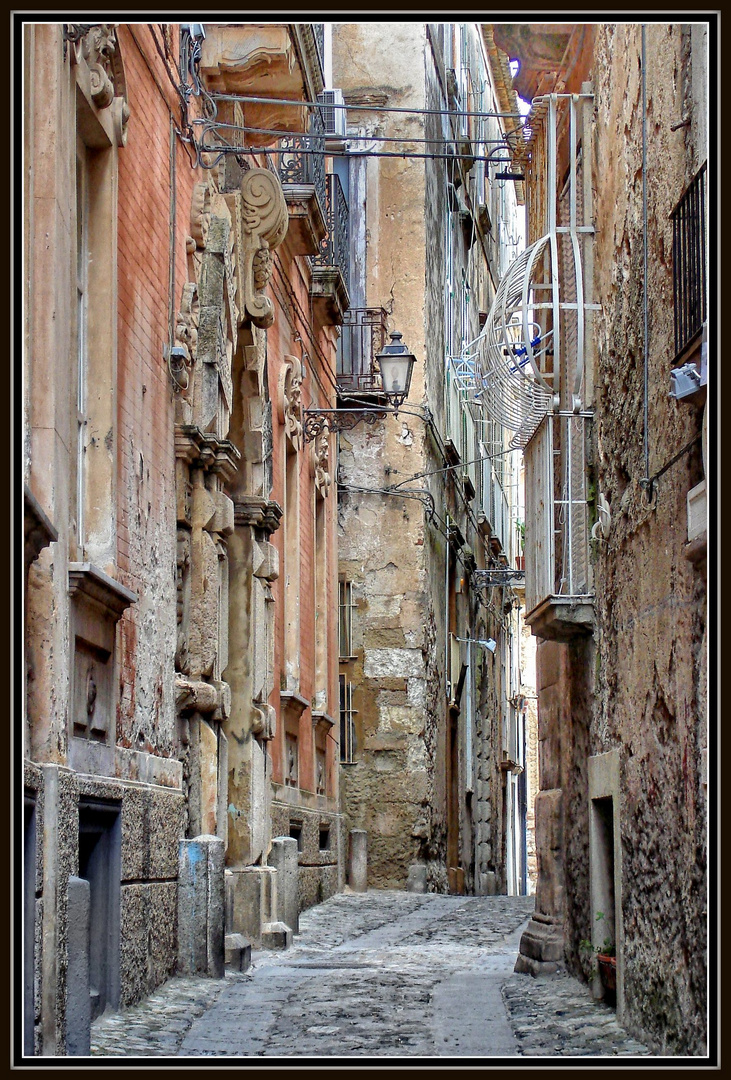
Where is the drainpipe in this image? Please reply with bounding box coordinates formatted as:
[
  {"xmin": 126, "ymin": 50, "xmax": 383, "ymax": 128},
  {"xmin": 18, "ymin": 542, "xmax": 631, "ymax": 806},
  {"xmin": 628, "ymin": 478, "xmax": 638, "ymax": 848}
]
[{"xmin": 641, "ymin": 25, "xmax": 651, "ymax": 496}]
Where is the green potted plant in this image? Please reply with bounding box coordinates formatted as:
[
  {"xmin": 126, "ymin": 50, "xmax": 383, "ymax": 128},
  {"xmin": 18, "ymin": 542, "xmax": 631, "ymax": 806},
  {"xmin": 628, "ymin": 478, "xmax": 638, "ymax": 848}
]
[{"xmin": 580, "ymin": 912, "xmax": 616, "ymax": 998}]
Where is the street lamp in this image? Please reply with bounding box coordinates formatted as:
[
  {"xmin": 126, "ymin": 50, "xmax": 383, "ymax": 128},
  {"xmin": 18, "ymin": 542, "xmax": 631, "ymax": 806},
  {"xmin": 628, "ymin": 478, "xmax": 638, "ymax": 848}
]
[
  {"xmin": 374, "ymin": 331, "xmax": 416, "ymax": 406},
  {"xmin": 302, "ymin": 329, "xmax": 420, "ymax": 442}
]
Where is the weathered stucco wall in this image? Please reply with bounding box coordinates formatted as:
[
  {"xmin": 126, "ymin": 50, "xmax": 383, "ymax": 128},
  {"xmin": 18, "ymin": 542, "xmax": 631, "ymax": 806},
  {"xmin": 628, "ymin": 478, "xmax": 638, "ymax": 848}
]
[
  {"xmin": 334, "ymin": 22, "xmax": 440, "ymax": 889},
  {"xmin": 588, "ymin": 23, "xmax": 707, "ymax": 1054},
  {"xmin": 23, "ymin": 24, "xmax": 192, "ymax": 1050}
]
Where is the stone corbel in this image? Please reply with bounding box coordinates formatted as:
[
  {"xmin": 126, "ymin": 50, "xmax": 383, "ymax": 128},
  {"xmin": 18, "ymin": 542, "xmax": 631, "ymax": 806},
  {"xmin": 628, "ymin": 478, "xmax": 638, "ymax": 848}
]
[
  {"xmin": 234, "ymin": 495, "xmax": 283, "ymax": 536},
  {"xmin": 70, "ymin": 25, "xmax": 130, "ymax": 147},
  {"xmin": 251, "ymin": 703, "xmax": 277, "ymax": 741},
  {"xmin": 237, "ymin": 169, "xmax": 288, "ymax": 328},
  {"xmin": 175, "ymin": 676, "xmax": 231, "ymax": 721},
  {"xmin": 278, "ymin": 355, "xmax": 303, "ymax": 450},
  {"xmin": 24, "ymin": 487, "xmax": 58, "ymax": 576}
]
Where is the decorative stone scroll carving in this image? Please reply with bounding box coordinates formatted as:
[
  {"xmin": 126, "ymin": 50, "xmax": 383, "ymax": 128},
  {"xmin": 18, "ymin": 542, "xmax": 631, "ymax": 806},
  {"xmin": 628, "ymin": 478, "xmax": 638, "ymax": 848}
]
[
  {"xmin": 237, "ymin": 169, "xmax": 288, "ymax": 329},
  {"xmin": 278, "ymin": 355, "xmax": 303, "ymax": 450},
  {"xmin": 68, "ymin": 24, "xmax": 130, "ymax": 146},
  {"xmin": 312, "ymin": 429, "xmax": 332, "ymax": 497}
]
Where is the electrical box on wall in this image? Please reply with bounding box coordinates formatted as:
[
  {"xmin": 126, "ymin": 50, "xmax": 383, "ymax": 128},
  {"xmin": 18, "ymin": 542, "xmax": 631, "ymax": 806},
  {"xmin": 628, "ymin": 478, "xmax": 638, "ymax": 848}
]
[{"xmin": 670, "ymin": 361, "xmax": 703, "ymax": 400}]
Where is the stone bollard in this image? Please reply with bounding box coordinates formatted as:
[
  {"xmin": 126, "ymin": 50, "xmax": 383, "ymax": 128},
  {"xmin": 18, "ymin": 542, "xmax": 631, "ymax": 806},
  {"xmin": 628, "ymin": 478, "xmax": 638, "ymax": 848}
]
[
  {"xmin": 406, "ymin": 864, "xmax": 427, "ymax": 893},
  {"xmin": 269, "ymin": 836, "xmax": 299, "ymax": 935},
  {"xmin": 348, "ymin": 829, "xmax": 367, "ymax": 892},
  {"xmin": 178, "ymin": 835, "xmax": 225, "ymax": 978},
  {"xmin": 65, "ymin": 876, "xmax": 91, "ymax": 1056}
]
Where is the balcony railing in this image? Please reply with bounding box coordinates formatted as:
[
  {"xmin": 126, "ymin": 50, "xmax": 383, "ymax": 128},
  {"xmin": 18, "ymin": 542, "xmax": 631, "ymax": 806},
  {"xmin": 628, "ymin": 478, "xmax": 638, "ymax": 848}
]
[
  {"xmin": 311, "ymin": 172, "xmax": 350, "ymax": 293},
  {"xmin": 311, "ymin": 23, "xmax": 325, "ymax": 72},
  {"xmin": 277, "ymin": 108, "xmax": 326, "ymax": 216},
  {"xmin": 524, "ymin": 412, "xmax": 593, "ymax": 637},
  {"xmin": 336, "ymin": 307, "xmax": 389, "ymax": 395},
  {"xmin": 672, "ymin": 162, "xmax": 706, "ymax": 361}
]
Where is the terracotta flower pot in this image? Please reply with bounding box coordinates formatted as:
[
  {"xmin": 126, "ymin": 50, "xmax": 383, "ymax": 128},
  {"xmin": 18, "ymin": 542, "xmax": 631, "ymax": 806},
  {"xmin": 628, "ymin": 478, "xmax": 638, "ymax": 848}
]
[{"xmin": 597, "ymin": 953, "xmax": 617, "ymax": 994}]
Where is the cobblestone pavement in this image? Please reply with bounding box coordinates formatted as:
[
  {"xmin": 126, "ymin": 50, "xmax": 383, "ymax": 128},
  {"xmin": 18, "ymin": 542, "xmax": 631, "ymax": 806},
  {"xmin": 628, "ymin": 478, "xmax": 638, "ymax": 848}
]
[{"xmin": 91, "ymin": 890, "xmax": 652, "ymax": 1061}]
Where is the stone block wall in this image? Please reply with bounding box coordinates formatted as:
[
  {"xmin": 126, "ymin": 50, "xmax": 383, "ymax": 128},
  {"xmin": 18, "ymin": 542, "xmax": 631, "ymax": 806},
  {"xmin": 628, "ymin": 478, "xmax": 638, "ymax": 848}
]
[
  {"xmin": 586, "ymin": 23, "xmax": 708, "ymax": 1054},
  {"xmin": 270, "ymin": 800, "xmax": 341, "ymax": 912}
]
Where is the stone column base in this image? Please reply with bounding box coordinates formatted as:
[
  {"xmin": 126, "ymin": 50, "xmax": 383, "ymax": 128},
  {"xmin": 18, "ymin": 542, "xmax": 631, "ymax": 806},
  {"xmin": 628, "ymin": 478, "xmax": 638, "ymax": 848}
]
[{"xmin": 514, "ymin": 914, "xmax": 564, "ymax": 975}]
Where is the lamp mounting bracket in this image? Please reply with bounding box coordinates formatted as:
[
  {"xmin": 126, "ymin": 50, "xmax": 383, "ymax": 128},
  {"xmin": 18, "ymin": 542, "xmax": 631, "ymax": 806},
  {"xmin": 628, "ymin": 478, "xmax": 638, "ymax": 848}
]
[{"xmin": 471, "ymin": 568, "xmax": 525, "ymax": 589}]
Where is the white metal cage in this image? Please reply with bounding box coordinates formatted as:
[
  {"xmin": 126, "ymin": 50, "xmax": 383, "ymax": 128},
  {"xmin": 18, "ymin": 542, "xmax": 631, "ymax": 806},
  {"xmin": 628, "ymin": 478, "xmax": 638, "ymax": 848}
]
[{"xmin": 476, "ymin": 93, "xmax": 597, "ymax": 447}]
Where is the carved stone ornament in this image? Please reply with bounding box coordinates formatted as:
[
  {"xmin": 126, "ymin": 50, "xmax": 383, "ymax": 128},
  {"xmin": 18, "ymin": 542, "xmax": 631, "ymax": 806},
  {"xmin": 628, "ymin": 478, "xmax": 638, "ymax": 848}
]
[
  {"xmin": 69, "ymin": 24, "xmax": 130, "ymax": 145},
  {"xmin": 312, "ymin": 428, "xmax": 332, "ymax": 497},
  {"xmin": 172, "ymin": 282, "xmax": 199, "ymax": 401},
  {"xmin": 251, "ymin": 703, "xmax": 276, "ymax": 741},
  {"xmin": 238, "ymin": 168, "xmax": 288, "ymax": 329},
  {"xmin": 175, "ymin": 528, "xmax": 191, "ymax": 675},
  {"xmin": 278, "ymin": 355, "xmax": 303, "ymax": 449},
  {"xmin": 190, "ymin": 182, "xmax": 212, "ymax": 251}
]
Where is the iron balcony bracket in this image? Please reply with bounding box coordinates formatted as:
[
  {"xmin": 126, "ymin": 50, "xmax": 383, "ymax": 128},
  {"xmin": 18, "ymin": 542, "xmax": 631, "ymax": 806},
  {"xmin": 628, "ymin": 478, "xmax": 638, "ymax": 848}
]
[
  {"xmin": 303, "ymin": 402, "xmax": 430, "ymax": 442},
  {"xmin": 471, "ymin": 568, "xmax": 526, "ymax": 589}
]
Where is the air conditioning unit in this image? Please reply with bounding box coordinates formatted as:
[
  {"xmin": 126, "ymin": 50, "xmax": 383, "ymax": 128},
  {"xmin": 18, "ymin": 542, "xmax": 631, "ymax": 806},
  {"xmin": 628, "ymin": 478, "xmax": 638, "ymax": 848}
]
[{"xmin": 318, "ymin": 89, "xmax": 347, "ymax": 138}]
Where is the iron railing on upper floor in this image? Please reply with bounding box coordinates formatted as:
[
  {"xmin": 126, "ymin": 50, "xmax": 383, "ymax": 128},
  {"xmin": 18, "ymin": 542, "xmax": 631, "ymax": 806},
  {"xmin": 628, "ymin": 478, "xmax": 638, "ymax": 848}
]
[
  {"xmin": 672, "ymin": 162, "xmax": 707, "ymax": 362},
  {"xmin": 311, "ymin": 172, "xmax": 350, "ymax": 293},
  {"xmin": 336, "ymin": 307, "xmax": 389, "ymax": 395},
  {"xmin": 311, "ymin": 23, "xmax": 325, "ymax": 73},
  {"xmin": 277, "ymin": 108, "xmax": 327, "ymax": 220}
]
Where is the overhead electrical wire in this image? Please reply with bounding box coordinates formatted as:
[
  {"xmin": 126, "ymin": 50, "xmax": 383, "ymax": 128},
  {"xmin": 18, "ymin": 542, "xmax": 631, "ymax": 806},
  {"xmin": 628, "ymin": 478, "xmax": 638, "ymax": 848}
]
[{"xmin": 207, "ymin": 89, "xmax": 523, "ymax": 120}]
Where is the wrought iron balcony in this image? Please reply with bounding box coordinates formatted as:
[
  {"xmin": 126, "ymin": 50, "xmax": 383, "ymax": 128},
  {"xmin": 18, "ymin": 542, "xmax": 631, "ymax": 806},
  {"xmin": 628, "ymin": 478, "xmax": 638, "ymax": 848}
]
[
  {"xmin": 311, "ymin": 23, "xmax": 325, "ymax": 73},
  {"xmin": 336, "ymin": 307, "xmax": 389, "ymax": 396},
  {"xmin": 672, "ymin": 162, "xmax": 706, "ymax": 362},
  {"xmin": 278, "ymin": 109, "xmax": 327, "ymax": 214},
  {"xmin": 310, "ymin": 172, "xmax": 350, "ymax": 324},
  {"xmin": 276, "ymin": 110, "xmax": 327, "ymax": 256},
  {"xmin": 312, "ymin": 173, "xmax": 350, "ymax": 291}
]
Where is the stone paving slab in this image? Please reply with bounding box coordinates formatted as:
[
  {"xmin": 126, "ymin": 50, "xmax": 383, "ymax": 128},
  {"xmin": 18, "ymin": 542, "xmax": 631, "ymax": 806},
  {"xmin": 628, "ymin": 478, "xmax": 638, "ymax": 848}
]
[
  {"xmin": 90, "ymin": 891, "xmax": 653, "ymax": 1060},
  {"xmin": 502, "ymin": 973, "xmax": 653, "ymax": 1057}
]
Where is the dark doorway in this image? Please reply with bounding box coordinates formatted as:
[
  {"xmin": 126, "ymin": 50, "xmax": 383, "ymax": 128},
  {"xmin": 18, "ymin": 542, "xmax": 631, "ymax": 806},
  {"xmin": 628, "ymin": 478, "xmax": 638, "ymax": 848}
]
[
  {"xmin": 446, "ymin": 705, "xmax": 462, "ymax": 891},
  {"xmin": 78, "ymin": 800, "xmax": 121, "ymax": 1021}
]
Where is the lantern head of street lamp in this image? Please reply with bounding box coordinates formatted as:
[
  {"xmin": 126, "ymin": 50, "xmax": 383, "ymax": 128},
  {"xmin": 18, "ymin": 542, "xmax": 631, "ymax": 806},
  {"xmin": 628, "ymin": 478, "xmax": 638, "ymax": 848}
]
[{"xmin": 375, "ymin": 331, "xmax": 416, "ymax": 408}]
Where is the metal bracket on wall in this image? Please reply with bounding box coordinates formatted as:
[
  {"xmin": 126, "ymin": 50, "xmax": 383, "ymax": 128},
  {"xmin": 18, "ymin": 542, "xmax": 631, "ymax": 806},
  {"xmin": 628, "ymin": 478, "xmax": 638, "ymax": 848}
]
[
  {"xmin": 302, "ymin": 403, "xmax": 430, "ymax": 442},
  {"xmin": 471, "ymin": 568, "xmax": 525, "ymax": 589}
]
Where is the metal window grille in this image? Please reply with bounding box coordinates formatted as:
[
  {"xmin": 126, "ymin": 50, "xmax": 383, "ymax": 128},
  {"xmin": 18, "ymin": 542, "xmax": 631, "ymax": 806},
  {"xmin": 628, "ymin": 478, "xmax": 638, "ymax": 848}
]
[
  {"xmin": 338, "ymin": 580, "xmax": 354, "ymax": 658},
  {"xmin": 672, "ymin": 163, "xmax": 707, "ymax": 360},
  {"xmin": 311, "ymin": 172, "xmax": 350, "ymax": 292},
  {"xmin": 339, "ymin": 675, "xmax": 355, "ymax": 763},
  {"xmin": 336, "ymin": 307, "xmax": 389, "ymax": 394}
]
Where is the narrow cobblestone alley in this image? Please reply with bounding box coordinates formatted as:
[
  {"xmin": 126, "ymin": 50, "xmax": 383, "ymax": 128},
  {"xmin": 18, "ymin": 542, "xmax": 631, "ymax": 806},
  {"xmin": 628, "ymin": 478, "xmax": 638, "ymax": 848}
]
[{"xmin": 90, "ymin": 892, "xmax": 651, "ymax": 1061}]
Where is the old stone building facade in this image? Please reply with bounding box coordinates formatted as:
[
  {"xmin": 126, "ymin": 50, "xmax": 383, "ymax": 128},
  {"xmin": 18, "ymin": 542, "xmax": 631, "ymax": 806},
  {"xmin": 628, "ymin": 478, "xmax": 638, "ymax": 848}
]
[
  {"xmin": 486, "ymin": 22, "xmax": 710, "ymax": 1055},
  {"xmin": 19, "ymin": 17, "xmax": 711, "ymax": 1063},
  {"xmin": 21, "ymin": 21, "xmax": 344, "ymax": 1056},
  {"xmin": 331, "ymin": 23, "xmax": 528, "ymax": 896}
]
